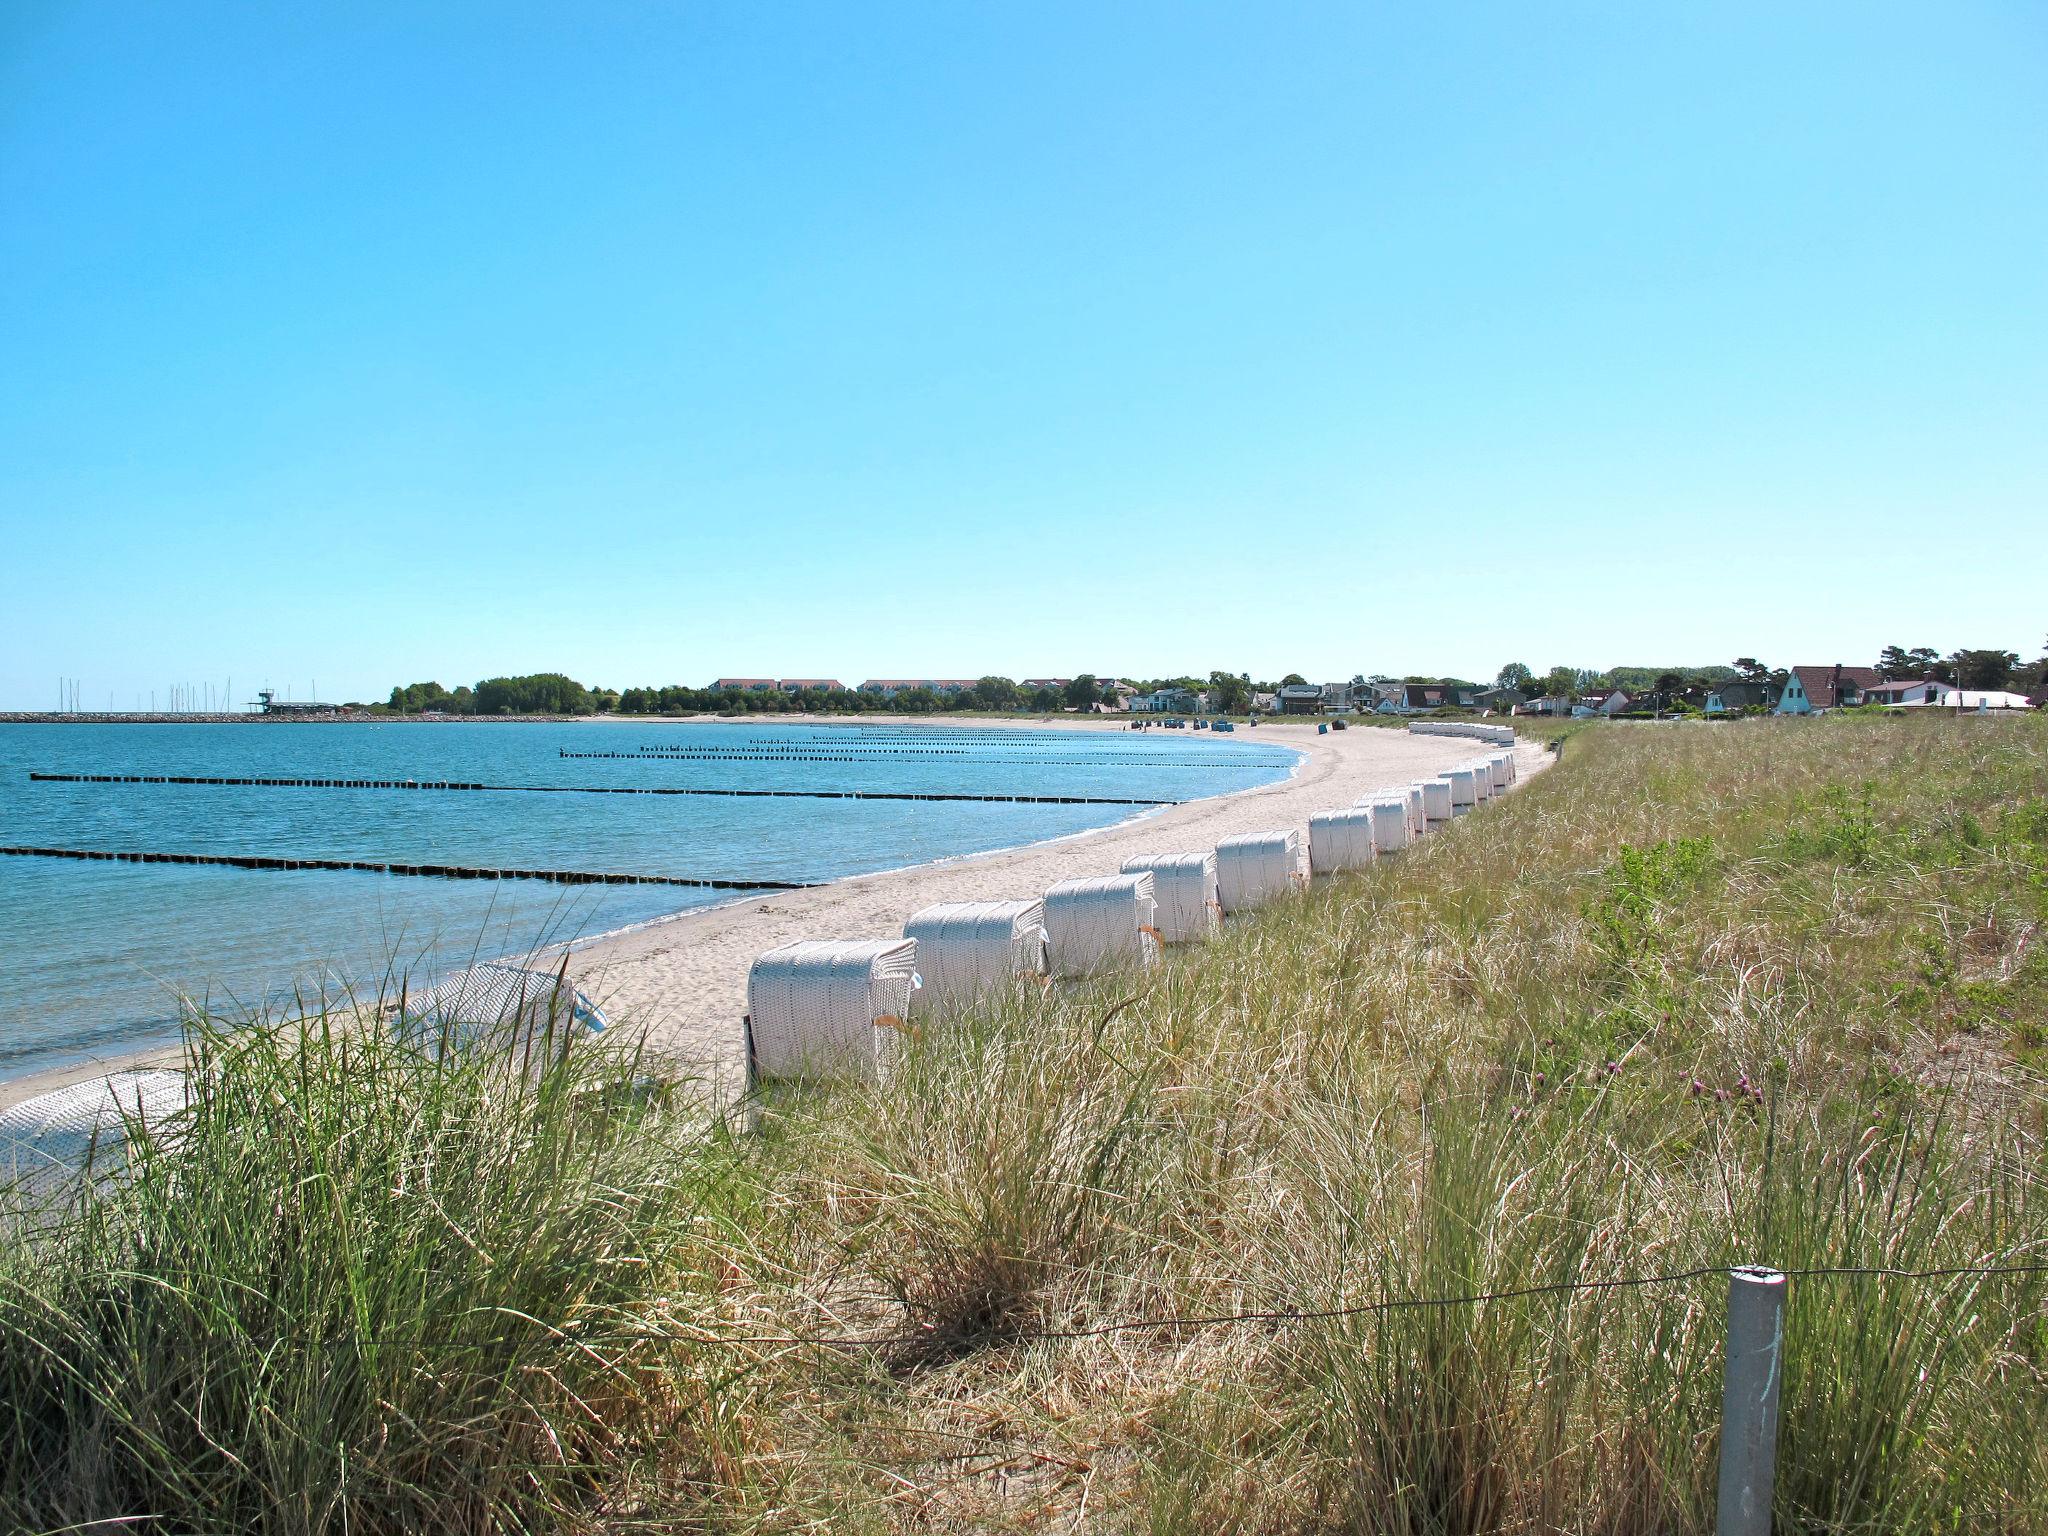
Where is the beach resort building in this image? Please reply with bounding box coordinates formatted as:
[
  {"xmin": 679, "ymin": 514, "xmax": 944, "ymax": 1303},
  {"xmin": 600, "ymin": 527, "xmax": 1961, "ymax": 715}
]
[
  {"xmin": 856, "ymin": 679, "xmax": 977, "ymax": 698},
  {"xmin": 713, "ymin": 677, "xmax": 779, "ymax": 692},
  {"xmin": 777, "ymin": 678, "xmax": 845, "ymax": 694}
]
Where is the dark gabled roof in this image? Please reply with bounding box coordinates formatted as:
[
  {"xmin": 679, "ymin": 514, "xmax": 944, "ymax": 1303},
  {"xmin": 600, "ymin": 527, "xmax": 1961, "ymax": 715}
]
[{"xmin": 1789, "ymin": 665, "xmax": 1884, "ymax": 708}]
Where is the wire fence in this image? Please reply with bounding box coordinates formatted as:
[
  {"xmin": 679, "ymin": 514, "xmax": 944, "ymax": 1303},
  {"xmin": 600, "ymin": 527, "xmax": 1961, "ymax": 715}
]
[{"xmin": 24, "ymin": 1259, "xmax": 2031, "ymax": 1356}]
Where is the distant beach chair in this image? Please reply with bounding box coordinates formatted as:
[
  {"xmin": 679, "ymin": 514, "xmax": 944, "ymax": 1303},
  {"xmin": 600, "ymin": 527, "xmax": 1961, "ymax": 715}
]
[
  {"xmin": 1215, "ymin": 829, "xmax": 1307, "ymax": 913},
  {"xmin": 395, "ymin": 962, "xmax": 608, "ymax": 1055},
  {"xmin": 1043, "ymin": 873, "xmax": 1161, "ymax": 978},
  {"xmin": 901, "ymin": 900, "xmax": 1046, "ymax": 1019},
  {"xmin": 0, "ymin": 1069, "xmax": 191, "ymax": 1206},
  {"xmin": 1308, "ymin": 807, "xmax": 1376, "ymax": 874},
  {"xmin": 1120, "ymin": 851, "xmax": 1221, "ymax": 943},
  {"xmin": 1486, "ymin": 751, "xmax": 1514, "ymax": 790},
  {"xmin": 744, "ymin": 938, "xmax": 920, "ymax": 1085}
]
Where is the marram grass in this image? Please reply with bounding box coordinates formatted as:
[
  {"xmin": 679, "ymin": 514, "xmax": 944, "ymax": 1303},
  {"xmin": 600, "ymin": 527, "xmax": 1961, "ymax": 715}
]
[{"xmin": 4, "ymin": 712, "xmax": 2047, "ymax": 1533}]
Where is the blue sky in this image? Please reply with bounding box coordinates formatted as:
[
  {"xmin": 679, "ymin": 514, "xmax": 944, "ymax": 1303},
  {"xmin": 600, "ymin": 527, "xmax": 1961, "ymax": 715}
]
[{"xmin": 2, "ymin": 1, "xmax": 2043, "ymax": 706}]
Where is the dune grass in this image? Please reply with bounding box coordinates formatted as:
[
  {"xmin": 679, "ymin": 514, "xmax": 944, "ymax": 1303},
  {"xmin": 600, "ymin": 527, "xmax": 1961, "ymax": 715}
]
[{"xmin": 3, "ymin": 713, "xmax": 2045, "ymax": 1532}]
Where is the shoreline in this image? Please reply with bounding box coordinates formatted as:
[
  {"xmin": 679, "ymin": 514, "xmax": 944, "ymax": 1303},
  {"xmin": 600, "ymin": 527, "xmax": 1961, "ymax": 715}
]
[
  {"xmin": 0, "ymin": 715, "xmax": 1293, "ymax": 1108},
  {"xmin": 0, "ymin": 717, "xmax": 1540, "ymax": 1111},
  {"xmin": 544, "ymin": 729, "xmax": 1304, "ymax": 960},
  {"xmin": 560, "ymin": 719, "xmax": 1544, "ymax": 1100}
]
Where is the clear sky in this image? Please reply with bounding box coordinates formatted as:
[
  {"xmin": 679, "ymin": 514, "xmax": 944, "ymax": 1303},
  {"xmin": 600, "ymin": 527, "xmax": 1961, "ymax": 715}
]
[{"xmin": 2, "ymin": 1, "xmax": 2043, "ymax": 707}]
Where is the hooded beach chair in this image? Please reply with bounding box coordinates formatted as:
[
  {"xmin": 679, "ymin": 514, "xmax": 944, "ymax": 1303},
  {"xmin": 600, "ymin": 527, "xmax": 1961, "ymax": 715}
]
[
  {"xmin": 745, "ymin": 938, "xmax": 920, "ymax": 1084},
  {"xmin": 1214, "ymin": 829, "xmax": 1307, "ymax": 913},
  {"xmin": 901, "ymin": 900, "xmax": 1046, "ymax": 1019},
  {"xmin": 1308, "ymin": 807, "xmax": 1376, "ymax": 874},
  {"xmin": 0, "ymin": 1069, "xmax": 190, "ymax": 1206},
  {"xmin": 1043, "ymin": 872, "xmax": 1161, "ymax": 977},
  {"xmin": 396, "ymin": 962, "xmax": 609, "ymax": 1054},
  {"xmin": 1120, "ymin": 851, "xmax": 1221, "ymax": 944}
]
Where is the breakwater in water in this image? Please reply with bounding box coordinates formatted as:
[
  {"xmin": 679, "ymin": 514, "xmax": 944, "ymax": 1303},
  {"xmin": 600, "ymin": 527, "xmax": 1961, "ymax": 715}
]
[
  {"xmin": 28, "ymin": 773, "xmax": 1177, "ymax": 808},
  {"xmin": 0, "ymin": 720, "xmax": 1297, "ymax": 1080},
  {"xmin": 0, "ymin": 846, "xmax": 813, "ymax": 891}
]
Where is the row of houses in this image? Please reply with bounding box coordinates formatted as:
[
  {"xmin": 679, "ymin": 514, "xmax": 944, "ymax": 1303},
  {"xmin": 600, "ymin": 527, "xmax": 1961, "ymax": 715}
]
[
  {"xmin": 1530, "ymin": 666, "xmax": 2035, "ymax": 718},
  {"xmin": 708, "ymin": 677, "xmax": 1132, "ymax": 701}
]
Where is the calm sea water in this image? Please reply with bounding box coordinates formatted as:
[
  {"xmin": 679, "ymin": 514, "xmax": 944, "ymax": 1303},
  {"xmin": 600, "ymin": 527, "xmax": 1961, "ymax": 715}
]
[{"xmin": 0, "ymin": 721, "xmax": 1294, "ymax": 1079}]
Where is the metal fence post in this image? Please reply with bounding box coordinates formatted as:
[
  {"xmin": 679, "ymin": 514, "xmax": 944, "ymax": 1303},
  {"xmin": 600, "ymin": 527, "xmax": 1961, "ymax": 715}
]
[{"xmin": 1716, "ymin": 1265, "xmax": 1787, "ymax": 1536}]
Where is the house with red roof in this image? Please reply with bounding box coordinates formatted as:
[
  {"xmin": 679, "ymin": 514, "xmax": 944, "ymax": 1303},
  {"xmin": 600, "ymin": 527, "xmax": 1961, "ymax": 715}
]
[{"xmin": 1776, "ymin": 664, "xmax": 1884, "ymax": 714}]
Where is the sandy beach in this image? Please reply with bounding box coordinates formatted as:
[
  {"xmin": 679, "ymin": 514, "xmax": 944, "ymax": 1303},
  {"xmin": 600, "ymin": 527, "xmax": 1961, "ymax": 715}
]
[
  {"xmin": 0, "ymin": 717, "xmax": 1544, "ymax": 1112},
  {"xmin": 563, "ymin": 717, "xmax": 1547, "ymax": 1094}
]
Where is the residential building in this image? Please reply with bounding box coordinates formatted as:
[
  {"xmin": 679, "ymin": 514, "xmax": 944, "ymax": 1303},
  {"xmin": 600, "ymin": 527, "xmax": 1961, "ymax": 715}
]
[
  {"xmin": 1703, "ymin": 680, "xmax": 1781, "ymax": 713},
  {"xmin": 1864, "ymin": 679, "xmax": 1949, "ymax": 706},
  {"xmin": 713, "ymin": 677, "xmax": 778, "ymax": 692},
  {"xmin": 1401, "ymin": 683, "xmax": 1473, "ymax": 711},
  {"xmin": 1776, "ymin": 665, "xmax": 1884, "ymax": 714},
  {"xmin": 777, "ymin": 678, "xmax": 844, "ymax": 693},
  {"xmin": 1577, "ymin": 688, "xmax": 1633, "ymax": 717},
  {"xmin": 1275, "ymin": 683, "xmax": 1325, "ymax": 715}
]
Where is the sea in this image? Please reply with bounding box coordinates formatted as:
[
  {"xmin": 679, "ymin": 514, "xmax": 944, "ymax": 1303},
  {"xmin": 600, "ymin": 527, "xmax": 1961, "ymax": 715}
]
[{"xmin": 0, "ymin": 720, "xmax": 1296, "ymax": 1081}]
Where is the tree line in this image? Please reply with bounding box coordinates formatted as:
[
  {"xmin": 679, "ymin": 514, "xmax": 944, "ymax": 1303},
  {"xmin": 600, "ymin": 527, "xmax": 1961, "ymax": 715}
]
[
  {"xmin": 1492, "ymin": 639, "xmax": 2046, "ymax": 708},
  {"xmin": 380, "ymin": 671, "xmax": 1255, "ymax": 716}
]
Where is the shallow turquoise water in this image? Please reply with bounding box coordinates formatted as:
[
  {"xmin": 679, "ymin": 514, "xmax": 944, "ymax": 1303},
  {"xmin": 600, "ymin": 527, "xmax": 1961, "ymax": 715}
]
[{"xmin": 0, "ymin": 721, "xmax": 1294, "ymax": 1079}]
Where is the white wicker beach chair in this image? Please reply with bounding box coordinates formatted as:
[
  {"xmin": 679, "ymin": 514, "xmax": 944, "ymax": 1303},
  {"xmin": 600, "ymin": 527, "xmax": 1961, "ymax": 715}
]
[
  {"xmin": 1365, "ymin": 798, "xmax": 1413, "ymax": 853},
  {"xmin": 1308, "ymin": 807, "xmax": 1376, "ymax": 874},
  {"xmin": 1486, "ymin": 751, "xmax": 1513, "ymax": 790},
  {"xmin": 745, "ymin": 938, "xmax": 921, "ymax": 1084},
  {"xmin": 0, "ymin": 1069, "xmax": 190, "ymax": 1204},
  {"xmin": 1417, "ymin": 778, "xmax": 1454, "ymax": 824},
  {"xmin": 1043, "ymin": 873, "xmax": 1161, "ymax": 978},
  {"xmin": 1441, "ymin": 765, "xmax": 1479, "ymax": 813},
  {"xmin": 396, "ymin": 962, "xmax": 608, "ymax": 1053},
  {"xmin": 1467, "ymin": 759, "xmax": 1494, "ymax": 804},
  {"xmin": 1215, "ymin": 829, "xmax": 1307, "ymax": 913},
  {"xmin": 1397, "ymin": 783, "xmax": 1428, "ymax": 837},
  {"xmin": 1120, "ymin": 852, "xmax": 1220, "ymax": 943},
  {"xmin": 901, "ymin": 900, "xmax": 1046, "ymax": 1019}
]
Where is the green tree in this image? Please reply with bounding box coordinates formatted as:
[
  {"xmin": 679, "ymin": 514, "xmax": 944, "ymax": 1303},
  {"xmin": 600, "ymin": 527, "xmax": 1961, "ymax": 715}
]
[
  {"xmin": 472, "ymin": 673, "xmax": 592, "ymax": 715},
  {"xmin": 1208, "ymin": 670, "xmax": 1251, "ymax": 714},
  {"xmin": 1063, "ymin": 674, "xmax": 1099, "ymax": 710},
  {"xmin": 1028, "ymin": 686, "xmax": 1060, "ymax": 711},
  {"xmin": 1279, "ymin": 672, "xmax": 1308, "ymax": 687},
  {"xmin": 1947, "ymin": 649, "xmax": 2019, "ymax": 691},
  {"xmin": 1544, "ymin": 666, "xmax": 1579, "ymax": 702},
  {"xmin": 1496, "ymin": 662, "xmax": 1533, "ymax": 690},
  {"xmin": 386, "ymin": 681, "xmax": 452, "ymax": 714},
  {"xmin": 2012, "ymin": 638, "xmax": 2048, "ymax": 696},
  {"xmin": 972, "ymin": 676, "xmax": 1019, "ymax": 710},
  {"xmin": 1734, "ymin": 657, "xmax": 1770, "ymax": 682}
]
